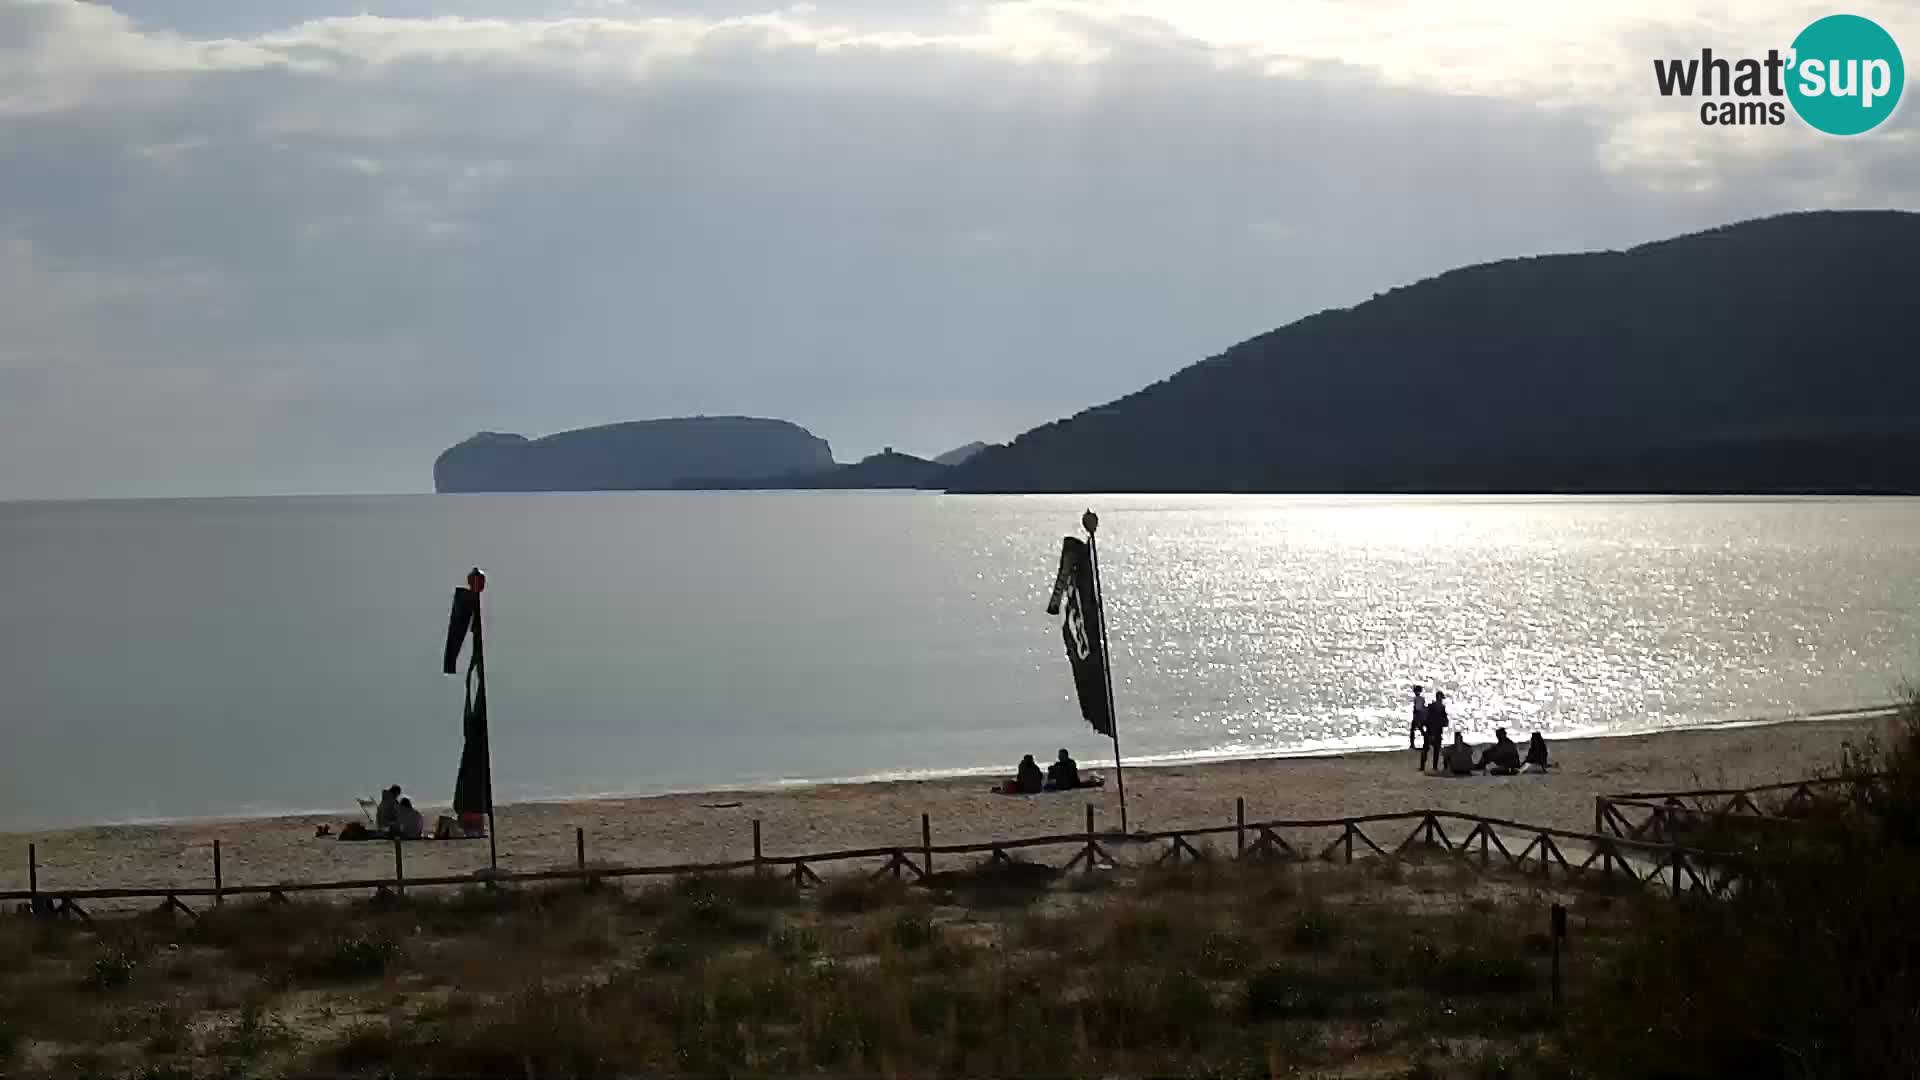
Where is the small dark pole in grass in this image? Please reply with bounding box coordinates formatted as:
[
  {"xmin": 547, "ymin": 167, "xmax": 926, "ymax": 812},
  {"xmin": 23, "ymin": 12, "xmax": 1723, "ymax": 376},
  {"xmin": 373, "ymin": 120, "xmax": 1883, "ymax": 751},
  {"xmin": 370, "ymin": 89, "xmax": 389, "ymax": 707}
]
[
  {"xmin": 393, "ymin": 837, "xmax": 405, "ymax": 898},
  {"xmin": 922, "ymin": 812, "xmax": 933, "ymax": 877},
  {"xmin": 576, "ymin": 827, "xmax": 586, "ymax": 878},
  {"xmin": 28, "ymin": 843, "xmax": 37, "ymax": 914},
  {"xmin": 752, "ymin": 819, "xmax": 763, "ymax": 877},
  {"xmin": 213, "ymin": 839, "xmax": 223, "ymax": 906},
  {"xmin": 1550, "ymin": 903, "xmax": 1567, "ymax": 1015},
  {"xmin": 1236, "ymin": 797, "xmax": 1245, "ymax": 858}
]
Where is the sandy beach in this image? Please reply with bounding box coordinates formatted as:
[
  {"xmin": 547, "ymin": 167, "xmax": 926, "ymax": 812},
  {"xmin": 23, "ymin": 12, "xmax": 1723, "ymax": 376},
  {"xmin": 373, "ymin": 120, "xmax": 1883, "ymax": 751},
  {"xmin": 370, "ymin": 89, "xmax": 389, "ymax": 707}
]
[{"xmin": 3, "ymin": 714, "xmax": 1894, "ymax": 901}]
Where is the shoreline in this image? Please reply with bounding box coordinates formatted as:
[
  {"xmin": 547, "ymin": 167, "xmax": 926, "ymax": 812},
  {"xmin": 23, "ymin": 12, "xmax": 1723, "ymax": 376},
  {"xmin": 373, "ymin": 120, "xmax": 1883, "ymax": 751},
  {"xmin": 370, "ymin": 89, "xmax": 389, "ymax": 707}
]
[
  {"xmin": 9, "ymin": 702, "xmax": 1901, "ymax": 836},
  {"xmin": 1, "ymin": 709, "xmax": 1900, "ymax": 901}
]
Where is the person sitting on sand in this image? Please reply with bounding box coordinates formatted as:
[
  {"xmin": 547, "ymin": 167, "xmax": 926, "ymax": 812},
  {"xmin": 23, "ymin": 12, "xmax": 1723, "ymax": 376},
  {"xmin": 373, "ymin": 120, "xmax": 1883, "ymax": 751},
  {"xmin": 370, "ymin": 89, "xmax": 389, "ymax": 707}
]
[
  {"xmin": 1442, "ymin": 732, "xmax": 1477, "ymax": 776},
  {"xmin": 1522, "ymin": 732, "xmax": 1553, "ymax": 772},
  {"xmin": 397, "ymin": 797, "xmax": 425, "ymax": 840},
  {"xmin": 1478, "ymin": 728, "xmax": 1522, "ymax": 774},
  {"xmin": 1046, "ymin": 749, "xmax": 1081, "ymax": 791},
  {"xmin": 375, "ymin": 785, "xmax": 402, "ymax": 834},
  {"xmin": 1016, "ymin": 754, "xmax": 1045, "ymax": 795}
]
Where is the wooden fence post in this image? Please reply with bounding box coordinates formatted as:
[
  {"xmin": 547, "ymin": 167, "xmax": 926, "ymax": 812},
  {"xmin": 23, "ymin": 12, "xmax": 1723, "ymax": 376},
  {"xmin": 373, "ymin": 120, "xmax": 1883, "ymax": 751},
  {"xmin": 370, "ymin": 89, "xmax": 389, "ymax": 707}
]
[
  {"xmin": 213, "ymin": 839, "xmax": 223, "ymax": 906},
  {"xmin": 752, "ymin": 819, "xmax": 764, "ymax": 877},
  {"xmin": 28, "ymin": 843, "xmax": 38, "ymax": 913},
  {"xmin": 1236, "ymin": 798, "xmax": 1246, "ymax": 858},
  {"xmin": 1344, "ymin": 823, "xmax": 1355, "ymax": 863},
  {"xmin": 922, "ymin": 813, "xmax": 933, "ymax": 878},
  {"xmin": 576, "ymin": 827, "xmax": 587, "ymax": 884},
  {"xmin": 1594, "ymin": 797, "xmax": 1604, "ymax": 836},
  {"xmin": 1084, "ymin": 804, "xmax": 1096, "ymax": 874},
  {"xmin": 393, "ymin": 837, "xmax": 405, "ymax": 898}
]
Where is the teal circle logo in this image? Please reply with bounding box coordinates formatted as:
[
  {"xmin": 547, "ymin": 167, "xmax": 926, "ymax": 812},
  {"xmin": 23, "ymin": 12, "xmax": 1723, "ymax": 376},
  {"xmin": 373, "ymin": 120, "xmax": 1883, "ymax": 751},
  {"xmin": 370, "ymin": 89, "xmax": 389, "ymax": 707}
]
[{"xmin": 1787, "ymin": 15, "xmax": 1904, "ymax": 135}]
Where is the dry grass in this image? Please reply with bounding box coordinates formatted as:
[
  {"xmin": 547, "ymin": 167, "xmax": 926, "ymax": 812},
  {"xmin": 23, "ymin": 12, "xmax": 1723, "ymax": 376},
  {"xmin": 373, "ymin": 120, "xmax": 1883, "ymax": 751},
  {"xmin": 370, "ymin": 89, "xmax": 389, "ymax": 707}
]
[{"xmin": 0, "ymin": 851, "xmax": 1623, "ymax": 1079}]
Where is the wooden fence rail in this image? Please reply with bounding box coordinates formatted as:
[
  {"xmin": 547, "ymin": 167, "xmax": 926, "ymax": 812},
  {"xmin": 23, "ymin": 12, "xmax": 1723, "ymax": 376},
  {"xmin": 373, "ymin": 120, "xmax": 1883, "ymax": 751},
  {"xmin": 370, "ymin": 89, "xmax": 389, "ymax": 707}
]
[
  {"xmin": 8, "ymin": 803, "xmax": 1745, "ymax": 922},
  {"xmin": 1594, "ymin": 774, "xmax": 1883, "ymax": 843}
]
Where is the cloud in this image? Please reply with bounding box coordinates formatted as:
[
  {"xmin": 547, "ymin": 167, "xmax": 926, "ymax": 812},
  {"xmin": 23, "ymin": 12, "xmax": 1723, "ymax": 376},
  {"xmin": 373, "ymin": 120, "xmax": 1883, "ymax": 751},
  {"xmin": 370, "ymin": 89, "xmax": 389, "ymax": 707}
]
[{"xmin": 0, "ymin": 0, "xmax": 1915, "ymax": 498}]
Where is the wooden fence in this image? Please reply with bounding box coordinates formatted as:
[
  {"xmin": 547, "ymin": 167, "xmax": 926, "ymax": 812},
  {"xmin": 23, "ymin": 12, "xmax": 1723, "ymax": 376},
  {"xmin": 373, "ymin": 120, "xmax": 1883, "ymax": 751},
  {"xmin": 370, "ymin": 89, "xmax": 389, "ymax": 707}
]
[
  {"xmin": 7, "ymin": 798, "xmax": 1745, "ymax": 923},
  {"xmin": 1593, "ymin": 774, "xmax": 1879, "ymax": 844}
]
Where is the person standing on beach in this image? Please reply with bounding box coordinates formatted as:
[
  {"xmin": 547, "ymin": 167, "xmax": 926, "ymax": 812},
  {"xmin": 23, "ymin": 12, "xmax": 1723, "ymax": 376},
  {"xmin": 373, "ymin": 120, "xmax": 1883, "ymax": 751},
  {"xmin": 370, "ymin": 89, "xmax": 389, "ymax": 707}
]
[
  {"xmin": 1410, "ymin": 685, "xmax": 1428, "ymax": 767},
  {"xmin": 1423, "ymin": 692, "xmax": 1450, "ymax": 772}
]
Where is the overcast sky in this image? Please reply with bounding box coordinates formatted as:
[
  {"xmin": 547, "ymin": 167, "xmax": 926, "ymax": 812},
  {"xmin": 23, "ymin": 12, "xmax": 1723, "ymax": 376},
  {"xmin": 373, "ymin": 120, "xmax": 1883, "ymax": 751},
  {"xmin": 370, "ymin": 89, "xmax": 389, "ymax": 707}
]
[{"xmin": 1, "ymin": 0, "xmax": 1914, "ymax": 498}]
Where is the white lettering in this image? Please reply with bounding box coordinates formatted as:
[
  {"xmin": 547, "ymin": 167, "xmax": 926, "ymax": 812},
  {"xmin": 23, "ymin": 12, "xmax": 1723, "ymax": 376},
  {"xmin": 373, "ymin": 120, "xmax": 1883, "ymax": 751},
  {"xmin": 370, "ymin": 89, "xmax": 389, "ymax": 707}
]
[
  {"xmin": 1830, "ymin": 58, "xmax": 1858, "ymax": 99},
  {"xmin": 1800, "ymin": 56, "xmax": 1827, "ymax": 96},
  {"xmin": 1864, "ymin": 59, "xmax": 1892, "ymax": 107}
]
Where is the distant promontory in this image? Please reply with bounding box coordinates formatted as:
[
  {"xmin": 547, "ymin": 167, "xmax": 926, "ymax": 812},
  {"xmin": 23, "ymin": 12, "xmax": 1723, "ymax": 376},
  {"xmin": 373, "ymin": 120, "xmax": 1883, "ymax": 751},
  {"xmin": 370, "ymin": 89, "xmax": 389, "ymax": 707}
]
[{"xmin": 433, "ymin": 417, "xmax": 835, "ymax": 493}]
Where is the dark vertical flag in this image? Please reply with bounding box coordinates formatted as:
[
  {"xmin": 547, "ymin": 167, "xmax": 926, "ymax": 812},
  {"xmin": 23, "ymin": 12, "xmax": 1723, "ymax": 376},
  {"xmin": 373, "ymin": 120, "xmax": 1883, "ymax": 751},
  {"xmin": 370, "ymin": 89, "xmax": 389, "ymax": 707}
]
[
  {"xmin": 453, "ymin": 676, "xmax": 491, "ymax": 818},
  {"xmin": 443, "ymin": 584, "xmax": 491, "ymax": 819},
  {"xmin": 1045, "ymin": 536, "xmax": 1115, "ymax": 737},
  {"xmin": 442, "ymin": 587, "xmax": 476, "ymax": 675}
]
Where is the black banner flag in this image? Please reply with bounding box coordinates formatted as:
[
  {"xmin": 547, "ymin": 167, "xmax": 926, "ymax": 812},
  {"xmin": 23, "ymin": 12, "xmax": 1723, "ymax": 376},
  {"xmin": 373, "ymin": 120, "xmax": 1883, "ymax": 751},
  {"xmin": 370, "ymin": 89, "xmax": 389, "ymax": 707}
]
[
  {"xmin": 442, "ymin": 586, "xmax": 476, "ymax": 674},
  {"xmin": 452, "ymin": 677, "xmax": 491, "ymax": 817},
  {"xmin": 1046, "ymin": 536, "xmax": 1114, "ymax": 737},
  {"xmin": 442, "ymin": 584, "xmax": 491, "ymax": 818}
]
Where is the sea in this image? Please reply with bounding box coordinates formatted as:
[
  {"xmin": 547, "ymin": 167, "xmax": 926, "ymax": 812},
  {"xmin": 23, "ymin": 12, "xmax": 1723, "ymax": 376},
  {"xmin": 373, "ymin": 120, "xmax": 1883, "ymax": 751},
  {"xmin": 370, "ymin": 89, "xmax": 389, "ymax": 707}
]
[{"xmin": 2, "ymin": 493, "xmax": 1916, "ymax": 831}]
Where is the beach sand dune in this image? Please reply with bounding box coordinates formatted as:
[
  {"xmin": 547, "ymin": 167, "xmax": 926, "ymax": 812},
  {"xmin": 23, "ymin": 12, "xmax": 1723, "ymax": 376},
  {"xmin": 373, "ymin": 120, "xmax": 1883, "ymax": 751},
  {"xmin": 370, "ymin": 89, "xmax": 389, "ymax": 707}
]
[{"xmin": 3, "ymin": 716, "xmax": 1889, "ymax": 901}]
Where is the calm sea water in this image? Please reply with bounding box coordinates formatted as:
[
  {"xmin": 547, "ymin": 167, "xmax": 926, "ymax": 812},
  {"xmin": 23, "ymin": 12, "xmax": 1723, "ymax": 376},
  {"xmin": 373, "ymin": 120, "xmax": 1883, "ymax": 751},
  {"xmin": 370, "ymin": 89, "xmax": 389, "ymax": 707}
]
[{"xmin": 2, "ymin": 494, "xmax": 1916, "ymax": 830}]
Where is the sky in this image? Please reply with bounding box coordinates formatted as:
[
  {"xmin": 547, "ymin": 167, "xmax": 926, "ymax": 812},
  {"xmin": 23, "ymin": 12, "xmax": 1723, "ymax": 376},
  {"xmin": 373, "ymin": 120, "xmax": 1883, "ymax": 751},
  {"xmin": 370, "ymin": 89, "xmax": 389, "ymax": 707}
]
[{"xmin": 1, "ymin": 0, "xmax": 1915, "ymax": 499}]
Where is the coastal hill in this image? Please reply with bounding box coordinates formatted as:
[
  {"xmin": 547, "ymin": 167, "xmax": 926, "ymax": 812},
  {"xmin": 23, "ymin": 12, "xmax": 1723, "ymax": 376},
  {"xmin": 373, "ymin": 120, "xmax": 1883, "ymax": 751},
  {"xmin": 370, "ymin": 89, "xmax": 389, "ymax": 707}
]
[
  {"xmin": 946, "ymin": 210, "xmax": 1920, "ymax": 494},
  {"xmin": 433, "ymin": 417, "xmax": 834, "ymax": 493},
  {"xmin": 676, "ymin": 449, "xmax": 949, "ymax": 490},
  {"xmin": 932, "ymin": 441, "xmax": 991, "ymax": 467}
]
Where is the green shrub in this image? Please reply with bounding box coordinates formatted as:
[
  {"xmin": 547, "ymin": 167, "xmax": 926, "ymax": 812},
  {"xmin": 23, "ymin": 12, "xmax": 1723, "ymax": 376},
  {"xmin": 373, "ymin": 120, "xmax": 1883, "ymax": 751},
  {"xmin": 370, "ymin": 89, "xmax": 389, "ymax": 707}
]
[
  {"xmin": 316, "ymin": 933, "xmax": 397, "ymax": 979},
  {"xmin": 1291, "ymin": 908, "xmax": 1337, "ymax": 950},
  {"xmin": 665, "ymin": 881, "xmax": 771, "ymax": 940},
  {"xmin": 645, "ymin": 939, "xmax": 692, "ymax": 971},
  {"xmin": 818, "ymin": 876, "xmax": 906, "ymax": 915},
  {"xmin": 768, "ymin": 923, "xmax": 819, "ymax": 963},
  {"xmin": 1415, "ymin": 947, "xmax": 1535, "ymax": 996},
  {"xmin": 1197, "ymin": 930, "xmax": 1250, "ymax": 974},
  {"xmin": 1244, "ymin": 964, "xmax": 1335, "ymax": 1022},
  {"xmin": 85, "ymin": 947, "xmax": 137, "ymax": 990},
  {"xmin": 1158, "ymin": 968, "xmax": 1215, "ymax": 1032},
  {"xmin": 890, "ymin": 912, "xmax": 936, "ymax": 951}
]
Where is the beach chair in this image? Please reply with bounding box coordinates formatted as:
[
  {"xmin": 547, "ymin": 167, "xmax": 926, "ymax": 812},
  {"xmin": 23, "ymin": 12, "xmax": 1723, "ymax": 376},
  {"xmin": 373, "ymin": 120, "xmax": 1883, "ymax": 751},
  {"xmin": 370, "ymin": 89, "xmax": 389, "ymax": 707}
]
[{"xmin": 356, "ymin": 798, "xmax": 378, "ymax": 825}]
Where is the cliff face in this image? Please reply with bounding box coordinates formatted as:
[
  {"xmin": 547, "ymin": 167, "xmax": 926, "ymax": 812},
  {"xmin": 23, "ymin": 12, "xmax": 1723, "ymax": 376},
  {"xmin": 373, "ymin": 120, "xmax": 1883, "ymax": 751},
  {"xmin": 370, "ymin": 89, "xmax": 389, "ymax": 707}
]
[
  {"xmin": 433, "ymin": 417, "xmax": 835, "ymax": 493},
  {"xmin": 945, "ymin": 210, "xmax": 1920, "ymax": 494}
]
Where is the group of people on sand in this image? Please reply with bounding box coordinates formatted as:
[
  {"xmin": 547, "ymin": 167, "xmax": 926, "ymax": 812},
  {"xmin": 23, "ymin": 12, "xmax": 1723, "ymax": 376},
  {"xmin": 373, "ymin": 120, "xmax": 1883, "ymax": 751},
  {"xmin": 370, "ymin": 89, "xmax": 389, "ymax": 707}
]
[
  {"xmin": 375, "ymin": 785, "xmax": 427, "ymax": 838},
  {"xmin": 328, "ymin": 784, "xmax": 428, "ymax": 840},
  {"xmin": 997, "ymin": 749, "xmax": 1104, "ymax": 795},
  {"xmin": 1410, "ymin": 685, "xmax": 1554, "ymax": 777}
]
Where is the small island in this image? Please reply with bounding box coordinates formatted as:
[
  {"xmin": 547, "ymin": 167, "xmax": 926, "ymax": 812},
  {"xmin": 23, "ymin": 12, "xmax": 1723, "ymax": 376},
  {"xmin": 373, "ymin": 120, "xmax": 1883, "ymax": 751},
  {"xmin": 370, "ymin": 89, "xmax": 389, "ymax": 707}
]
[{"xmin": 433, "ymin": 417, "xmax": 835, "ymax": 493}]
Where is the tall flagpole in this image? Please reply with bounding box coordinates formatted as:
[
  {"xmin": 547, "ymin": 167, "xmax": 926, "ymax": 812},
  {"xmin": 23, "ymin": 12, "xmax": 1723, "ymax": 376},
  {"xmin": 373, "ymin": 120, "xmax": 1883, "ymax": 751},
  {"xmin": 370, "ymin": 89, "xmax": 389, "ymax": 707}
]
[
  {"xmin": 1083, "ymin": 510, "xmax": 1128, "ymax": 834},
  {"xmin": 467, "ymin": 567, "xmax": 497, "ymax": 871}
]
